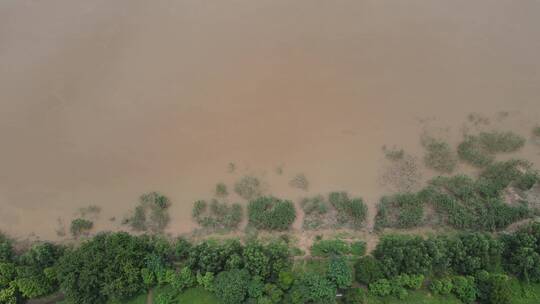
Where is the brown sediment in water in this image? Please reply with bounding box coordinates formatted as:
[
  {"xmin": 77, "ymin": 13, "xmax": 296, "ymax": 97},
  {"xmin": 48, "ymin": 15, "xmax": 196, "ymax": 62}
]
[{"xmin": 1, "ymin": 0, "xmax": 540, "ymax": 241}]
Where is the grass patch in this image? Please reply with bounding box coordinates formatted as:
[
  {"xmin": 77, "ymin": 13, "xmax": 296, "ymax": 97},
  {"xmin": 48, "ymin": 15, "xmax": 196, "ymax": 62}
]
[
  {"xmin": 310, "ymin": 238, "xmax": 366, "ymax": 257},
  {"xmin": 422, "ymin": 137, "xmax": 457, "ymax": 174},
  {"xmin": 458, "ymin": 131, "xmax": 526, "ymax": 167},
  {"xmin": 192, "ymin": 199, "xmax": 243, "ymax": 231},
  {"xmin": 234, "ymin": 175, "xmax": 262, "ymax": 200}
]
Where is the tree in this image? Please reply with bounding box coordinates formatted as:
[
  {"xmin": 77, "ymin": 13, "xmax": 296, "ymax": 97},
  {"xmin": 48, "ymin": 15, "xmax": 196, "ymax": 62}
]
[
  {"xmin": 452, "ymin": 276, "xmax": 477, "ymax": 304},
  {"xmin": 326, "ymin": 256, "xmax": 352, "ymax": 289},
  {"xmin": 288, "ymin": 272, "xmax": 336, "ymax": 304},
  {"xmin": 343, "ymin": 287, "xmax": 366, "ymax": 304},
  {"xmin": 214, "ymin": 269, "xmax": 250, "ymax": 304}
]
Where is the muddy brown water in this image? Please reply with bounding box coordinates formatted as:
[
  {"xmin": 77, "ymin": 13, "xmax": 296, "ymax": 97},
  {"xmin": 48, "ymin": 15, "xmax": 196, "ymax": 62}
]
[{"xmin": 1, "ymin": 0, "xmax": 540, "ymax": 241}]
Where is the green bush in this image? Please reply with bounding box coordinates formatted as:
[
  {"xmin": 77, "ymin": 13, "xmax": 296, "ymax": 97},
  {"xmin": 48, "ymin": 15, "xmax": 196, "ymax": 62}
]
[
  {"xmin": 214, "ymin": 269, "xmax": 250, "ymax": 304},
  {"xmin": 423, "ymin": 138, "xmax": 457, "ymax": 173},
  {"xmin": 355, "ymin": 256, "xmax": 384, "ymax": 285},
  {"xmin": 215, "ymin": 183, "xmax": 228, "ymax": 197},
  {"xmin": 430, "ymin": 278, "xmax": 453, "ymax": 295},
  {"xmin": 452, "ymin": 276, "xmax": 477, "ymax": 304},
  {"xmin": 329, "ymin": 192, "xmax": 367, "ymax": 229},
  {"xmin": 234, "ymin": 176, "xmax": 262, "ymax": 200},
  {"xmin": 301, "ymin": 196, "xmax": 329, "ymax": 230},
  {"xmin": 69, "ymin": 218, "xmax": 93, "ymax": 237},
  {"xmin": 247, "ymin": 197, "xmax": 296, "ymax": 231},
  {"xmin": 343, "ymin": 287, "xmax": 367, "ymax": 304},
  {"xmin": 326, "ymin": 256, "xmax": 353, "ymax": 289},
  {"xmin": 369, "ymin": 279, "xmax": 392, "ymax": 296},
  {"xmin": 351, "ymin": 241, "xmax": 367, "ymax": 256},
  {"xmin": 288, "ymin": 272, "xmax": 336, "ymax": 304}
]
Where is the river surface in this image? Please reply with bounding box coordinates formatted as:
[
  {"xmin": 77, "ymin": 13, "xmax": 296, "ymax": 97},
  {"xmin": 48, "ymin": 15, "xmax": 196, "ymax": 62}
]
[{"xmin": 1, "ymin": 0, "xmax": 539, "ymax": 241}]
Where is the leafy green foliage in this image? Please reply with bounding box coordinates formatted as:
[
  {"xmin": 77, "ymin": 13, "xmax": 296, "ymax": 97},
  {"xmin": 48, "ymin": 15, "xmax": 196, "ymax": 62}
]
[
  {"xmin": 0, "ymin": 234, "xmax": 13, "ymax": 263},
  {"xmin": 422, "ymin": 137, "xmax": 457, "ymax": 173},
  {"xmin": 288, "ymin": 272, "xmax": 336, "ymax": 304},
  {"xmin": 451, "ymin": 276, "xmax": 477, "ymax": 304},
  {"xmin": 69, "ymin": 218, "xmax": 93, "ymax": 237},
  {"xmin": 234, "ymin": 176, "xmax": 262, "ymax": 200},
  {"xmin": 310, "ymin": 239, "xmax": 351, "ymax": 257},
  {"xmin": 192, "ymin": 199, "xmax": 243, "ymax": 231},
  {"xmin": 248, "ymin": 197, "xmax": 296, "ymax": 231},
  {"xmin": 430, "ymin": 278, "xmax": 453, "ymax": 295},
  {"xmin": 213, "ymin": 269, "xmax": 250, "ymax": 304},
  {"xmin": 375, "ymin": 193, "xmax": 424, "ymax": 230},
  {"xmin": 328, "ymin": 192, "xmax": 367, "ymax": 229},
  {"xmin": 369, "ymin": 279, "xmax": 392, "ymax": 297},
  {"xmin": 343, "ymin": 287, "xmax": 367, "ymax": 304}
]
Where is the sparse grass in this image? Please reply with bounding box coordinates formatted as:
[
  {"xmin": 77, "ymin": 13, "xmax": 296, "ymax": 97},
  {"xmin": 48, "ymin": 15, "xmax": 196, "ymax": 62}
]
[
  {"xmin": 234, "ymin": 175, "xmax": 262, "ymax": 200},
  {"xmin": 192, "ymin": 199, "xmax": 243, "ymax": 231},
  {"xmin": 289, "ymin": 173, "xmax": 309, "ymax": 191},
  {"xmin": 422, "ymin": 137, "xmax": 457, "ymax": 174},
  {"xmin": 458, "ymin": 131, "xmax": 526, "ymax": 167},
  {"xmin": 70, "ymin": 218, "xmax": 93, "ymax": 238},
  {"xmin": 214, "ymin": 183, "xmax": 228, "ymax": 197}
]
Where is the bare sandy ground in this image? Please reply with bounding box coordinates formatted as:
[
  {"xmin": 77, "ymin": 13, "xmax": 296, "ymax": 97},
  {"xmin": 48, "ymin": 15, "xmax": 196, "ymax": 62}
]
[{"xmin": 1, "ymin": 0, "xmax": 540, "ymax": 241}]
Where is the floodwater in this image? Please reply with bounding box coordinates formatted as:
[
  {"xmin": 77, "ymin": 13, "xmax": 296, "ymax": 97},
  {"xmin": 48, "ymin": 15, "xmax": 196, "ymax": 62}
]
[{"xmin": 1, "ymin": 0, "xmax": 540, "ymax": 241}]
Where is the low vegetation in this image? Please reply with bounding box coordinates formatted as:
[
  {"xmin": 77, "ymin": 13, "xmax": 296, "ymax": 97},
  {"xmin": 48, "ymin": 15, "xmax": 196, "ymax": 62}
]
[
  {"xmin": 310, "ymin": 238, "xmax": 366, "ymax": 257},
  {"xmin": 247, "ymin": 196, "xmax": 296, "ymax": 230},
  {"xmin": 300, "ymin": 195, "xmax": 329, "ymax": 230},
  {"xmin": 289, "ymin": 173, "xmax": 309, "ymax": 191},
  {"xmin": 301, "ymin": 192, "xmax": 368, "ymax": 230},
  {"xmin": 375, "ymin": 193, "xmax": 424, "ymax": 230},
  {"xmin": 329, "ymin": 192, "xmax": 368, "ymax": 229},
  {"xmin": 458, "ymin": 131, "xmax": 526, "ymax": 167},
  {"xmin": 192, "ymin": 199, "xmax": 243, "ymax": 231},
  {"xmin": 214, "ymin": 183, "xmax": 228, "ymax": 198}
]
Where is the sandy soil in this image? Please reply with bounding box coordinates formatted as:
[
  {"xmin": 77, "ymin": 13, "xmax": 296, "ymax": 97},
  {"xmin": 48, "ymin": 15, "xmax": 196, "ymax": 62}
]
[{"xmin": 1, "ymin": 0, "xmax": 540, "ymax": 242}]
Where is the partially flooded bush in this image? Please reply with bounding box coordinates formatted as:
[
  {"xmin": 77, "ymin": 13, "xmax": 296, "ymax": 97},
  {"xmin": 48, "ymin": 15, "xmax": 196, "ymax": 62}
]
[
  {"xmin": 248, "ymin": 196, "xmax": 296, "ymax": 230},
  {"xmin": 301, "ymin": 195, "xmax": 328, "ymax": 230},
  {"xmin": 70, "ymin": 218, "xmax": 93, "ymax": 237},
  {"xmin": 422, "ymin": 137, "xmax": 457, "ymax": 173},
  {"xmin": 215, "ymin": 183, "xmax": 228, "ymax": 198},
  {"xmin": 125, "ymin": 192, "xmax": 171, "ymax": 233},
  {"xmin": 382, "ymin": 146, "xmax": 404, "ymax": 161},
  {"xmin": 192, "ymin": 199, "xmax": 243, "ymax": 231},
  {"xmin": 329, "ymin": 192, "xmax": 367, "ymax": 229},
  {"xmin": 234, "ymin": 176, "xmax": 262, "ymax": 200},
  {"xmin": 289, "ymin": 174, "xmax": 309, "ymax": 191},
  {"xmin": 533, "ymin": 126, "xmax": 540, "ymax": 137},
  {"xmin": 375, "ymin": 193, "xmax": 424, "ymax": 230},
  {"xmin": 458, "ymin": 131, "xmax": 525, "ymax": 167}
]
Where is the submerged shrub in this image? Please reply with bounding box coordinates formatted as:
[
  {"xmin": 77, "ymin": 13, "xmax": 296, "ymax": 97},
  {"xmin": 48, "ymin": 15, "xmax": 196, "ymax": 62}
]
[
  {"xmin": 375, "ymin": 193, "xmax": 424, "ymax": 230},
  {"xmin": 234, "ymin": 176, "xmax": 262, "ymax": 200},
  {"xmin": 422, "ymin": 137, "xmax": 457, "ymax": 173},
  {"xmin": 289, "ymin": 174, "xmax": 309, "ymax": 191},
  {"xmin": 215, "ymin": 183, "xmax": 228, "ymax": 197},
  {"xmin": 329, "ymin": 192, "xmax": 367, "ymax": 229},
  {"xmin": 192, "ymin": 199, "xmax": 243, "ymax": 231},
  {"xmin": 301, "ymin": 195, "xmax": 328, "ymax": 230},
  {"xmin": 458, "ymin": 131, "xmax": 525, "ymax": 168},
  {"xmin": 126, "ymin": 192, "xmax": 171, "ymax": 233},
  {"xmin": 70, "ymin": 218, "xmax": 93, "ymax": 237},
  {"xmin": 248, "ymin": 197, "xmax": 296, "ymax": 230}
]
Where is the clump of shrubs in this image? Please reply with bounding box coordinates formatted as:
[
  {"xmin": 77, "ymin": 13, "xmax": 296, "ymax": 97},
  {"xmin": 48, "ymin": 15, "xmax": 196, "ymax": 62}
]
[
  {"xmin": 382, "ymin": 146, "xmax": 405, "ymax": 161},
  {"xmin": 369, "ymin": 274, "xmax": 425, "ymax": 299},
  {"xmin": 422, "ymin": 137, "xmax": 457, "ymax": 173},
  {"xmin": 329, "ymin": 192, "xmax": 368, "ymax": 229},
  {"xmin": 70, "ymin": 218, "xmax": 93, "ymax": 237},
  {"xmin": 458, "ymin": 131, "xmax": 525, "ymax": 167},
  {"xmin": 125, "ymin": 192, "xmax": 171, "ymax": 233},
  {"xmin": 375, "ymin": 193, "xmax": 424, "ymax": 231},
  {"xmin": 247, "ymin": 197, "xmax": 296, "ymax": 230},
  {"xmin": 192, "ymin": 199, "xmax": 243, "ymax": 231},
  {"xmin": 234, "ymin": 176, "xmax": 262, "ymax": 200}
]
